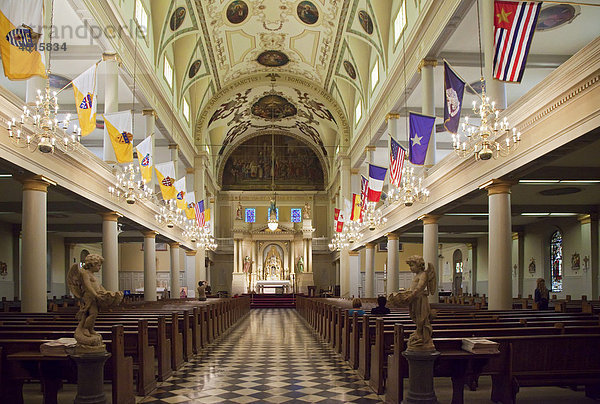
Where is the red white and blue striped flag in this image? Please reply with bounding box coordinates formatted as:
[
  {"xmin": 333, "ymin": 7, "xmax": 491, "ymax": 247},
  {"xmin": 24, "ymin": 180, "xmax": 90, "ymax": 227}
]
[
  {"xmin": 367, "ymin": 164, "xmax": 387, "ymax": 203},
  {"xmin": 493, "ymin": 1, "xmax": 542, "ymax": 83},
  {"xmin": 195, "ymin": 200, "xmax": 205, "ymax": 227},
  {"xmin": 360, "ymin": 175, "xmax": 368, "ymax": 221},
  {"xmin": 389, "ymin": 137, "xmax": 406, "ymax": 187}
]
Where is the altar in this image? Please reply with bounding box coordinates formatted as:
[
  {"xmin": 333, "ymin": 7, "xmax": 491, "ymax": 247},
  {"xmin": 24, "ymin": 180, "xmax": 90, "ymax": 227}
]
[{"xmin": 255, "ymin": 280, "xmax": 291, "ymax": 294}]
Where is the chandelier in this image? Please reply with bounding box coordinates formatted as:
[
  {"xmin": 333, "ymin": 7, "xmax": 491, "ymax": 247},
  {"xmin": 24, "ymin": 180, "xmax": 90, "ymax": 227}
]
[
  {"xmin": 183, "ymin": 219, "xmax": 201, "ymax": 242},
  {"xmin": 155, "ymin": 199, "xmax": 186, "ymax": 229},
  {"xmin": 387, "ymin": 165, "xmax": 429, "ymax": 207},
  {"xmin": 329, "ymin": 232, "xmax": 349, "ymax": 251},
  {"xmin": 452, "ymin": 79, "xmax": 521, "ymax": 161},
  {"xmin": 363, "ymin": 201, "xmax": 387, "ymax": 231},
  {"xmin": 8, "ymin": 83, "xmax": 80, "ymax": 154},
  {"xmin": 196, "ymin": 224, "xmax": 217, "ymax": 251},
  {"xmin": 108, "ymin": 163, "xmax": 153, "ymax": 204},
  {"xmin": 345, "ymin": 220, "xmax": 363, "ymax": 243}
]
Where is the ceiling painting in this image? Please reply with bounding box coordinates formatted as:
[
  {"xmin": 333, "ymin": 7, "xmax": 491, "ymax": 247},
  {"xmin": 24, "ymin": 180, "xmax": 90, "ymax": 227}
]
[
  {"xmin": 334, "ymin": 41, "xmax": 363, "ymax": 95},
  {"xmin": 170, "ymin": 7, "xmax": 187, "ymax": 31},
  {"xmin": 157, "ymin": 0, "xmax": 199, "ymax": 61},
  {"xmin": 343, "ymin": 60, "xmax": 356, "ymax": 79},
  {"xmin": 297, "ymin": 1, "xmax": 319, "ymax": 25},
  {"xmin": 357, "ymin": 10, "xmax": 373, "ymax": 35},
  {"xmin": 180, "ymin": 37, "xmax": 212, "ymax": 99},
  {"xmin": 256, "ymin": 50, "xmax": 290, "ymax": 67},
  {"xmin": 251, "ymin": 93, "xmax": 297, "ymax": 120},
  {"xmin": 226, "ymin": 1, "xmax": 250, "ymax": 24},
  {"xmin": 345, "ymin": 0, "xmax": 384, "ymax": 64}
]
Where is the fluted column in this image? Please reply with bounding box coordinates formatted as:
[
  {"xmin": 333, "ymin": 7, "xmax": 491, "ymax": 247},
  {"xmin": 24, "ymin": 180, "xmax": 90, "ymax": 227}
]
[
  {"xmin": 421, "ymin": 214, "xmax": 440, "ymax": 303},
  {"xmin": 419, "ymin": 59, "xmax": 437, "ymax": 167},
  {"xmin": 365, "ymin": 243, "xmax": 375, "ymax": 298},
  {"xmin": 169, "ymin": 242, "xmax": 180, "ymax": 299},
  {"xmin": 21, "ymin": 176, "xmax": 54, "ymax": 312},
  {"xmin": 485, "ymin": 180, "xmax": 513, "ymax": 309},
  {"xmin": 387, "ymin": 233, "xmax": 400, "ymax": 295},
  {"xmin": 101, "ymin": 211, "xmax": 121, "ymax": 291},
  {"xmin": 142, "ymin": 230, "xmax": 157, "ymax": 301},
  {"xmin": 481, "ymin": 0, "xmax": 507, "ymax": 108},
  {"xmin": 102, "ymin": 52, "xmax": 119, "ymax": 163}
]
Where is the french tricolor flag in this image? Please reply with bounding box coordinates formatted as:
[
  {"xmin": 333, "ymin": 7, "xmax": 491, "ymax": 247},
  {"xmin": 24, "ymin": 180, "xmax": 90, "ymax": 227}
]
[{"xmin": 367, "ymin": 164, "xmax": 387, "ymax": 203}]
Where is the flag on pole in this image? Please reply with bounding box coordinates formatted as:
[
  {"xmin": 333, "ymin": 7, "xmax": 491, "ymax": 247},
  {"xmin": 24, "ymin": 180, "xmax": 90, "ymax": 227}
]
[
  {"xmin": 389, "ymin": 137, "xmax": 406, "ymax": 187},
  {"xmin": 408, "ymin": 112, "xmax": 435, "ymax": 165},
  {"xmin": 367, "ymin": 164, "xmax": 387, "ymax": 203},
  {"xmin": 360, "ymin": 175, "xmax": 369, "ymax": 221},
  {"xmin": 195, "ymin": 200, "xmax": 205, "ymax": 227},
  {"xmin": 72, "ymin": 63, "xmax": 98, "ymax": 136},
  {"xmin": 135, "ymin": 136, "xmax": 153, "ymax": 184},
  {"xmin": 350, "ymin": 194, "xmax": 362, "ymax": 221},
  {"xmin": 0, "ymin": 0, "xmax": 47, "ymax": 80},
  {"xmin": 155, "ymin": 161, "xmax": 177, "ymax": 200},
  {"xmin": 492, "ymin": 1, "xmax": 542, "ymax": 83},
  {"xmin": 443, "ymin": 61, "xmax": 465, "ymax": 133},
  {"xmin": 334, "ymin": 208, "xmax": 344, "ymax": 233},
  {"xmin": 174, "ymin": 177, "xmax": 187, "ymax": 211},
  {"xmin": 104, "ymin": 111, "xmax": 133, "ymax": 163},
  {"xmin": 184, "ymin": 191, "xmax": 196, "ymax": 220}
]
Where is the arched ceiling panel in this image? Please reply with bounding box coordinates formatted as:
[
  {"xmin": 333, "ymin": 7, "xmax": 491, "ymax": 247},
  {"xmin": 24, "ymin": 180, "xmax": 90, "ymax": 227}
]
[{"xmin": 345, "ymin": 0, "xmax": 385, "ymax": 66}]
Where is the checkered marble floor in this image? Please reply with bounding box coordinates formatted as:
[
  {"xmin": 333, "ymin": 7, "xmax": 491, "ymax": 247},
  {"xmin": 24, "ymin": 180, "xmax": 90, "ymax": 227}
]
[{"xmin": 139, "ymin": 308, "xmax": 382, "ymax": 403}]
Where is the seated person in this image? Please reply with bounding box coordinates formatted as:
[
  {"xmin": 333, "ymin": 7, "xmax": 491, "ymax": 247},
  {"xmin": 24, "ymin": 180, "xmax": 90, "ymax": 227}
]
[
  {"xmin": 348, "ymin": 297, "xmax": 365, "ymax": 316},
  {"xmin": 370, "ymin": 295, "xmax": 391, "ymax": 315}
]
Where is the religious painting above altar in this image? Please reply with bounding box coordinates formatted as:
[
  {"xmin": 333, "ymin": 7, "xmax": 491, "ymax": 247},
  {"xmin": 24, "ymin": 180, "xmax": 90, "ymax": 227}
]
[{"xmin": 222, "ymin": 134, "xmax": 324, "ymax": 190}]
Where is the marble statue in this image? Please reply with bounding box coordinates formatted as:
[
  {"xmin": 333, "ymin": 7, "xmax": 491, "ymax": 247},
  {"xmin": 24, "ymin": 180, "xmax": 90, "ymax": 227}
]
[
  {"xmin": 236, "ymin": 201, "xmax": 243, "ymax": 220},
  {"xmin": 243, "ymin": 255, "xmax": 252, "ymax": 273},
  {"xmin": 388, "ymin": 255, "xmax": 437, "ymax": 351},
  {"xmin": 297, "ymin": 256, "xmax": 304, "ymax": 273},
  {"xmin": 303, "ymin": 201, "xmax": 311, "ymax": 219},
  {"xmin": 67, "ymin": 254, "xmax": 123, "ymax": 351}
]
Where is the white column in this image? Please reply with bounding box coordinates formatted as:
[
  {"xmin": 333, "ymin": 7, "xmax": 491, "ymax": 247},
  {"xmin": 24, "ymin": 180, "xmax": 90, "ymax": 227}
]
[
  {"xmin": 289, "ymin": 241, "xmax": 295, "ymax": 274},
  {"xmin": 197, "ymin": 248, "xmax": 206, "ymax": 283},
  {"xmin": 420, "ymin": 60, "xmax": 437, "ymax": 167},
  {"xmin": 142, "ymin": 109, "xmax": 156, "ymax": 188},
  {"xmin": 365, "ymin": 243, "xmax": 375, "ymax": 298},
  {"xmin": 185, "ymin": 250, "xmax": 197, "ymax": 295},
  {"xmin": 143, "ymin": 231, "xmax": 157, "ymax": 301},
  {"xmin": 307, "ymin": 238, "xmax": 313, "ymax": 273},
  {"xmin": 101, "ymin": 211, "xmax": 121, "ymax": 292},
  {"xmin": 387, "ymin": 233, "xmax": 400, "ymax": 295},
  {"xmin": 233, "ymin": 239, "xmax": 239, "ymax": 273},
  {"xmin": 481, "ymin": 0, "xmax": 507, "ymax": 108},
  {"xmin": 579, "ymin": 215, "xmax": 599, "ymax": 299},
  {"xmin": 103, "ymin": 52, "xmax": 119, "ymax": 163},
  {"xmin": 303, "ymin": 239, "xmax": 308, "ymax": 275},
  {"xmin": 21, "ymin": 176, "xmax": 53, "ymax": 313},
  {"xmin": 335, "ymin": 260, "xmax": 340, "ymax": 287},
  {"xmin": 486, "ymin": 180, "xmax": 513, "ymax": 310},
  {"xmin": 349, "ymin": 251, "xmax": 360, "ymax": 298},
  {"xmin": 194, "ymin": 155, "xmax": 207, "ymax": 284},
  {"xmin": 170, "ymin": 145, "xmax": 179, "ymax": 179},
  {"xmin": 339, "ymin": 156, "xmax": 351, "ymax": 296},
  {"xmin": 169, "ymin": 242, "xmax": 180, "ymax": 299},
  {"xmin": 421, "ymin": 214, "xmax": 440, "ymax": 303}
]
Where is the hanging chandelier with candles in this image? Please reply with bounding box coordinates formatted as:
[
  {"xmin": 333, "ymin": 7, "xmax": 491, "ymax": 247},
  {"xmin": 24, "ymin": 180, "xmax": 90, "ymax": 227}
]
[
  {"xmin": 387, "ymin": 165, "xmax": 429, "ymax": 207},
  {"xmin": 183, "ymin": 219, "xmax": 201, "ymax": 242},
  {"xmin": 363, "ymin": 201, "xmax": 387, "ymax": 231},
  {"xmin": 345, "ymin": 220, "xmax": 363, "ymax": 243},
  {"xmin": 155, "ymin": 199, "xmax": 186, "ymax": 229},
  {"xmin": 329, "ymin": 231, "xmax": 349, "ymax": 251},
  {"xmin": 108, "ymin": 163, "xmax": 154, "ymax": 205},
  {"xmin": 196, "ymin": 224, "xmax": 217, "ymax": 251}
]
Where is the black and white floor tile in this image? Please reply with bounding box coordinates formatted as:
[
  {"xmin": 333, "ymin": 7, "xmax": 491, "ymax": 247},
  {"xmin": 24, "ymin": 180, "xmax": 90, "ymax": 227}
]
[{"xmin": 139, "ymin": 309, "xmax": 382, "ymax": 403}]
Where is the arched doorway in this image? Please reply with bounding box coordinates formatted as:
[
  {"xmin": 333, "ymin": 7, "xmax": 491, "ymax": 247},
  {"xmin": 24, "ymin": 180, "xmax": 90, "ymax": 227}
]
[{"xmin": 452, "ymin": 249, "xmax": 463, "ymax": 296}]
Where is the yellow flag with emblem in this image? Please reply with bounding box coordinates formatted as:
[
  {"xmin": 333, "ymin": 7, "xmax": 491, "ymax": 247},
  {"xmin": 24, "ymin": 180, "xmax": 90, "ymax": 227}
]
[
  {"xmin": 104, "ymin": 111, "xmax": 133, "ymax": 163},
  {"xmin": 0, "ymin": 0, "xmax": 47, "ymax": 80},
  {"xmin": 184, "ymin": 191, "xmax": 196, "ymax": 220},
  {"xmin": 72, "ymin": 63, "xmax": 98, "ymax": 136},
  {"xmin": 155, "ymin": 161, "xmax": 177, "ymax": 200},
  {"xmin": 135, "ymin": 136, "xmax": 153, "ymax": 183},
  {"xmin": 174, "ymin": 177, "xmax": 187, "ymax": 210}
]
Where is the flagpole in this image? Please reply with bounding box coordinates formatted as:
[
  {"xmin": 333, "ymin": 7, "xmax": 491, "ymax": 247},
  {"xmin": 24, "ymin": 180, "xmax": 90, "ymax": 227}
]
[
  {"xmin": 442, "ymin": 58, "xmax": 480, "ymax": 96},
  {"xmin": 54, "ymin": 59, "xmax": 102, "ymax": 96}
]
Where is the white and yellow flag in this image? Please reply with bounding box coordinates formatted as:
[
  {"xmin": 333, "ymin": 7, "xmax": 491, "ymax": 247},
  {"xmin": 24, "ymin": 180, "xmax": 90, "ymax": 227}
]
[
  {"xmin": 104, "ymin": 111, "xmax": 133, "ymax": 163},
  {"xmin": 0, "ymin": 0, "xmax": 46, "ymax": 80},
  {"xmin": 135, "ymin": 136, "xmax": 153, "ymax": 183},
  {"xmin": 72, "ymin": 63, "xmax": 98, "ymax": 136},
  {"xmin": 155, "ymin": 161, "xmax": 177, "ymax": 200},
  {"xmin": 174, "ymin": 177, "xmax": 187, "ymax": 211},
  {"xmin": 184, "ymin": 191, "xmax": 196, "ymax": 220}
]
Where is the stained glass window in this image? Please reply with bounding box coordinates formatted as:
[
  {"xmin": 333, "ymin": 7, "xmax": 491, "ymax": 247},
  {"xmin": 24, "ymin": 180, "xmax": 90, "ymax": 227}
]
[
  {"xmin": 245, "ymin": 208, "xmax": 255, "ymax": 223},
  {"xmin": 291, "ymin": 208, "xmax": 301, "ymax": 223},
  {"xmin": 550, "ymin": 230, "xmax": 563, "ymax": 292},
  {"xmin": 268, "ymin": 207, "xmax": 278, "ymax": 221}
]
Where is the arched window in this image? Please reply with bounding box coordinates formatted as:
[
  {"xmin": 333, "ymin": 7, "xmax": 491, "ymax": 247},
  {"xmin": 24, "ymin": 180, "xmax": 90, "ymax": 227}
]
[{"xmin": 550, "ymin": 230, "xmax": 563, "ymax": 292}]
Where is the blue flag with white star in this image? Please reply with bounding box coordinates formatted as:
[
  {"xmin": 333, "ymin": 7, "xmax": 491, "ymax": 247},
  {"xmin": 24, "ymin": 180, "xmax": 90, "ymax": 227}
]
[{"xmin": 409, "ymin": 112, "xmax": 436, "ymax": 165}]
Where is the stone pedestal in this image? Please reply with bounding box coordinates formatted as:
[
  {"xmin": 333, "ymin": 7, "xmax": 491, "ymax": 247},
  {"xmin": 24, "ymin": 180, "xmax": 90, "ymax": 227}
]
[
  {"xmin": 296, "ymin": 272, "xmax": 314, "ymax": 295},
  {"xmin": 402, "ymin": 350, "xmax": 440, "ymax": 404},
  {"xmin": 232, "ymin": 272, "xmax": 246, "ymax": 295},
  {"xmin": 70, "ymin": 351, "xmax": 111, "ymax": 404}
]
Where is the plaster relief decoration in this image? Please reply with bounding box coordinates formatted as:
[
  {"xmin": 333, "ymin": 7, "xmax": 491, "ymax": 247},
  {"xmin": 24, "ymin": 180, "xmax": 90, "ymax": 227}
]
[
  {"xmin": 528, "ymin": 257, "xmax": 536, "ymax": 273},
  {"xmin": 226, "ymin": 0, "xmax": 249, "ymax": 24},
  {"xmin": 571, "ymin": 252, "xmax": 580, "ymax": 271},
  {"xmin": 0, "ymin": 261, "xmax": 7, "ymax": 279},
  {"xmin": 221, "ymin": 134, "xmax": 324, "ymax": 191}
]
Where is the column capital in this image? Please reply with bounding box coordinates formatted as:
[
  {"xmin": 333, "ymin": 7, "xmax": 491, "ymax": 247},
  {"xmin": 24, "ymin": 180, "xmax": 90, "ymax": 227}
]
[
  {"xmin": 419, "ymin": 214, "xmax": 441, "ymax": 225},
  {"xmin": 364, "ymin": 145, "xmax": 376, "ymax": 152},
  {"xmin": 185, "ymin": 250, "xmax": 197, "ymax": 256},
  {"xmin": 366, "ymin": 242, "xmax": 375, "ymax": 250},
  {"xmin": 168, "ymin": 144, "xmax": 179, "ymax": 150},
  {"xmin": 349, "ymin": 250, "xmax": 360, "ymax": 256},
  {"xmin": 350, "ymin": 168, "xmax": 360, "ymax": 175},
  {"xmin": 169, "ymin": 242, "xmax": 180, "ymax": 249},
  {"xmin": 578, "ymin": 214, "xmax": 597, "ymax": 224},
  {"xmin": 186, "ymin": 167, "xmax": 194, "ymax": 174},
  {"xmin": 142, "ymin": 108, "xmax": 156, "ymax": 117},
  {"xmin": 512, "ymin": 232, "xmax": 520, "ymax": 240},
  {"xmin": 386, "ymin": 233, "xmax": 399, "ymax": 241},
  {"xmin": 19, "ymin": 175, "xmax": 56, "ymax": 192},
  {"xmin": 481, "ymin": 179, "xmax": 515, "ymax": 195},
  {"xmin": 385, "ymin": 113, "xmax": 401, "ymax": 123},
  {"xmin": 100, "ymin": 211, "xmax": 122, "ymax": 222},
  {"xmin": 102, "ymin": 52, "xmax": 119, "ymax": 62},
  {"xmin": 142, "ymin": 230, "xmax": 158, "ymax": 238},
  {"xmin": 418, "ymin": 58, "xmax": 438, "ymax": 72}
]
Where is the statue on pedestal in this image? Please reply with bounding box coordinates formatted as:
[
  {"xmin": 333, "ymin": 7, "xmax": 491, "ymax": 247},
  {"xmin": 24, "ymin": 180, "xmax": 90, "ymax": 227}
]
[
  {"xmin": 297, "ymin": 256, "xmax": 304, "ymax": 273},
  {"xmin": 303, "ymin": 201, "xmax": 311, "ymax": 220},
  {"xmin": 243, "ymin": 255, "xmax": 252, "ymax": 273},
  {"xmin": 236, "ymin": 201, "xmax": 243, "ymax": 221},
  {"xmin": 67, "ymin": 254, "xmax": 123, "ymax": 352},
  {"xmin": 388, "ymin": 255, "xmax": 436, "ymax": 351}
]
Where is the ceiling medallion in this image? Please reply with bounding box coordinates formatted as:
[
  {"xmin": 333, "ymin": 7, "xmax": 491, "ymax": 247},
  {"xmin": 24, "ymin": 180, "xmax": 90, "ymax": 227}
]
[
  {"xmin": 226, "ymin": 1, "xmax": 249, "ymax": 24},
  {"xmin": 297, "ymin": 1, "xmax": 319, "ymax": 25},
  {"xmin": 358, "ymin": 10, "xmax": 374, "ymax": 35},
  {"xmin": 257, "ymin": 50, "xmax": 289, "ymax": 67},
  {"xmin": 170, "ymin": 7, "xmax": 186, "ymax": 31},
  {"xmin": 536, "ymin": 4, "xmax": 579, "ymax": 32},
  {"xmin": 251, "ymin": 94, "xmax": 297, "ymax": 119},
  {"xmin": 189, "ymin": 60, "xmax": 202, "ymax": 78},
  {"xmin": 343, "ymin": 60, "xmax": 356, "ymax": 80}
]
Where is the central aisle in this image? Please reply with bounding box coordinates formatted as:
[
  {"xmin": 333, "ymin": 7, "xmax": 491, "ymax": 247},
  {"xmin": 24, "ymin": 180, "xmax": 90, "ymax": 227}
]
[{"xmin": 141, "ymin": 308, "xmax": 382, "ymax": 403}]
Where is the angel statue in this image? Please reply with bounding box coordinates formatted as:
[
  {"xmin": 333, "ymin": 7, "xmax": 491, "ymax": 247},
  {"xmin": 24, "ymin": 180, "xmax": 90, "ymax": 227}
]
[
  {"xmin": 388, "ymin": 255, "xmax": 437, "ymax": 351},
  {"xmin": 67, "ymin": 254, "xmax": 123, "ymax": 351}
]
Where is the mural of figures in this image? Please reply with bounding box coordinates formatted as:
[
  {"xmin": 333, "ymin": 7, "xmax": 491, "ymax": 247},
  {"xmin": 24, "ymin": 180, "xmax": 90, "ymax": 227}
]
[
  {"xmin": 536, "ymin": 4, "xmax": 578, "ymax": 31},
  {"xmin": 226, "ymin": 0, "xmax": 249, "ymax": 24},
  {"xmin": 343, "ymin": 60, "xmax": 357, "ymax": 80},
  {"xmin": 297, "ymin": 1, "xmax": 319, "ymax": 25},
  {"xmin": 358, "ymin": 10, "xmax": 374, "ymax": 35},
  {"xmin": 170, "ymin": 7, "xmax": 186, "ymax": 31},
  {"xmin": 251, "ymin": 94, "xmax": 297, "ymax": 120},
  {"xmin": 222, "ymin": 134, "xmax": 324, "ymax": 190},
  {"xmin": 189, "ymin": 60, "xmax": 202, "ymax": 78},
  {"xmin": 257, "ymin": 50, "xmax": 290, "ymax": 67}
]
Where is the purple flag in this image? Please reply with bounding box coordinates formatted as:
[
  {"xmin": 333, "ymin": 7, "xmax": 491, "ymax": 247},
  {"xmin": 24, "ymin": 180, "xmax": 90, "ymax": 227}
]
[
  {"xmin": 408, "ymin": 112, "xmax": 435, "ymax": 165},
  {"xmin": 443, "ymin": 62, "xmax": 465, "ymax": 134}
]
